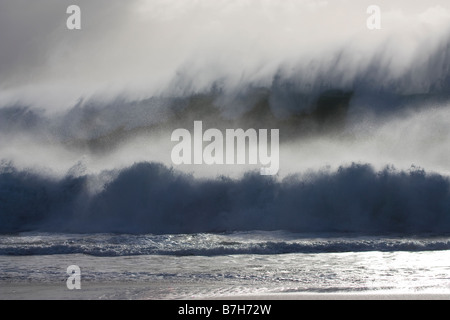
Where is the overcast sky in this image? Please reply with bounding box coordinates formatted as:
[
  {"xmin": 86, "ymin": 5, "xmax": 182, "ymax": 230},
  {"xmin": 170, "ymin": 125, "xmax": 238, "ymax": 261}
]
[{"xmin": 0, "ymin": 0, "xmax": 449, "ymax": 110}]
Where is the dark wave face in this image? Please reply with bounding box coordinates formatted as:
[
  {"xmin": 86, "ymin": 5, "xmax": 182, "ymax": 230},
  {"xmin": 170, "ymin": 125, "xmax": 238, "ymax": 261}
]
[
  {"xmin": 1, "ymin": 1, "xmax": 450, "ymax": 235},
  {"xmin": 1, "ymin": 162, "xmax": 450, "ymax": 235}
]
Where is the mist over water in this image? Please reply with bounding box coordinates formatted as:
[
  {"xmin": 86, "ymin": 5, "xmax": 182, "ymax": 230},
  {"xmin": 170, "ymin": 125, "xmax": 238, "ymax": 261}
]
[
  {"xmin": 1, "ymin": 0, "xmax": 449, "ymax": 108},
  {"xmin": 1, "ymin": 0, "xmax": 450, "ymax": 235}
]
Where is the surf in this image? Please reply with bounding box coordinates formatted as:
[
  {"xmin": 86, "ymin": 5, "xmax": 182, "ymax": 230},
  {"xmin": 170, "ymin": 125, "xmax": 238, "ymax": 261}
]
[{"xmin": 1, "ymin": 161, "xmax": 450, "ymax": 235}]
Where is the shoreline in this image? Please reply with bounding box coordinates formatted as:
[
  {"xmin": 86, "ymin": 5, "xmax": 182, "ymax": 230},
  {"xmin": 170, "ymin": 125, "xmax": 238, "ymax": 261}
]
[
  {"xmin": 1, "ymin": 282, "xmax": 450, "ymax": 300},
  {"xmin": 210, "ymin": 292, "xmax": 450, "ymax": 300}
]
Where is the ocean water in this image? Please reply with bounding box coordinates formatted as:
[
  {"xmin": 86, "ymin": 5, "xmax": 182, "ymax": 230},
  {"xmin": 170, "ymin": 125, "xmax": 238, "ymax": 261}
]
[
  {"xmin": 1, "ymin": 1, "xmax": 450, "ymax": 300},
  {"xmin": 1, "ymin": 231, "xmax": 450, "ymax": 299}
]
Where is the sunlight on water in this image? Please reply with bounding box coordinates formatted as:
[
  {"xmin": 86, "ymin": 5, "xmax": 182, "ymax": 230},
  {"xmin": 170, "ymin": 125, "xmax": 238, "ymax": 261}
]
[{"xmin": 1, "ymin": 246, "xmax": 449, "ymax": 299}]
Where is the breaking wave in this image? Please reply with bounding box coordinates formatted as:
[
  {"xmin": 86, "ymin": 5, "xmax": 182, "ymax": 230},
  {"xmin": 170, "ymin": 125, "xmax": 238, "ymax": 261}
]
[
  {"xmin": 1, "ymin": 232, "xmax": 450, "ymax": 256},
  {"xmin": 1, "ymin": 162, "xmax": 449, "ymax": 235}
]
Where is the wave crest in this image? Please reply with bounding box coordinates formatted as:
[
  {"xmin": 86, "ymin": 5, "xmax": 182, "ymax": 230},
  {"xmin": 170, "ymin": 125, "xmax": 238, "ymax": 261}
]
[{"xmin": 1, "ymin": 162, "xmax": 449, "ymax": 235}]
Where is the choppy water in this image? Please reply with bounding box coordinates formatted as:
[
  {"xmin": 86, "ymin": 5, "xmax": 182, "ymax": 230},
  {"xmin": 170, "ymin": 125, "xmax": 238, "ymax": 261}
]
[{"xmin": 1, "ymin": 231, "xmax": 450, "ymax": 299}]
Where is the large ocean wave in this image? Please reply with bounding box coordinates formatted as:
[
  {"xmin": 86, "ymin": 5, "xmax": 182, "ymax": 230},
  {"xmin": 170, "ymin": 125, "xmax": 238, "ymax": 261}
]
[
  {"xmin": 1, "ymin": 162, "xmax": 449, "ymax": 235},
  {"xmin": 1, "ymin": 1, "xmax": 450, "ymax": 237}
]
